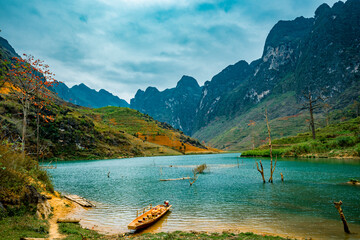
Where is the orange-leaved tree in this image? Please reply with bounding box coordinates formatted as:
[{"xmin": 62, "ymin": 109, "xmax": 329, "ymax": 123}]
[{"xmin": 6, "ymin": 54, "xmax": 56, "ymax": 159}]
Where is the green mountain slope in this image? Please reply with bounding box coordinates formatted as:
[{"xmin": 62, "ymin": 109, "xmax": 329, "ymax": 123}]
[
  {"xmin": 0, "ymin": 38, "xmax": 217, "ymax": 161},
  {"xmin": 242, "ymin": 116, "xmax": 360, "ymax": 158}
]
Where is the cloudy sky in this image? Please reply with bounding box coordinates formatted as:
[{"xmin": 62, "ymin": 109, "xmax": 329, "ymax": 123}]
[{"xmin": 0, "ymin": 0, "xmax": 339, "ymax": 102}]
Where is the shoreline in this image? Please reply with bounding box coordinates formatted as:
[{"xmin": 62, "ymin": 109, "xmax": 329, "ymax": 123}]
[
  {"xmin": 50, "ymin": 193, "xmax": 297, "ymax": 239},
  {"xmin": 55, "ymin": 196, "xmax": 302, "ymax": 240}
]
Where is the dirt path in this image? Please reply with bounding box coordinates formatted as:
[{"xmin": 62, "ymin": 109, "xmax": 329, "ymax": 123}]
[{"xmin": 47, "ymin": 193, "xmax": 77, "ymax": 239}]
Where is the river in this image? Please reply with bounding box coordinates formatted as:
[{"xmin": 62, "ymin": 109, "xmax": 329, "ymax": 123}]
[{"xmin": 46, "ymin": 153, "xmax": 360, "ymax": 239}]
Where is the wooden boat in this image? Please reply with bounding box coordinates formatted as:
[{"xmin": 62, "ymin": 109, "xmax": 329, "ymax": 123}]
[{"xmin": 128, "ymin": 204, "xmax": 172, "ymax": 230}]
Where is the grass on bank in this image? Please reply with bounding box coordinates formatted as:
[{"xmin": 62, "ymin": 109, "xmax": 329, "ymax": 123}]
[
  {"xmin": 59, "ymin": 222, "xmax": 104, "ymax": 240},
  {"xmin": 134, "ymin": 231, "xmax": 290, "ymax": 240},
  {"xmin": 0, "ymin": 214, "xmax": 49, "ymax": 240},
  {"xmin": 242, "ymin": 116, "xmax": 360, "ymax": 158},
  {"xmin": 58, "ymin": 223, "xmax": 291, "ymax": 240}
]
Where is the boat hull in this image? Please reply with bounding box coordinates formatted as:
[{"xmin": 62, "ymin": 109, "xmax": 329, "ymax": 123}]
[{"xmin": 128, "ymin": 205, "xmax": 172, "ymax": 230}]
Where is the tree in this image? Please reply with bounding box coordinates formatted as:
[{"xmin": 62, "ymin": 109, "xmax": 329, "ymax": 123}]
[
  {"xmin": 265, "ymin": 108, "xmax": 276, "ymax": 183},
  {"xmin": 301, "ymin": 91, "xmax": 324, "ymax": 139},
  {"xmin": 6, "ymin": 54, "xmax": 56, "ymax": 159},
  {"xmin": 256, "ymin": 160, "xmax": 265, "ymax": 183}
]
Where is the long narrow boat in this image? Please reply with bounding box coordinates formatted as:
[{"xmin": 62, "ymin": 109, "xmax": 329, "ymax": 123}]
[{"xmin": 128, "ymin": 204, "xmax": 172, "ymax": 230}]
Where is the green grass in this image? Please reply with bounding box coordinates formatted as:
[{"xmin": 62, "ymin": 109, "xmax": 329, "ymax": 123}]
[
  {"xmin": 0, "ymin": 214, "xmax": 49, "ymax": 240},
  {"xmin": 58, "ymin": 225, "xmax": 291, "ymax": 240},
  {"xmin": 59, "ymin": 222, "xmax": 105, "ymax": 240},
  {"xmin": 128, "ymin": 231, "xmax": 290, "ymax": 240},
  {"xmin": 242, "ymin": 116, "xmax": 360, "ymax": 158}
]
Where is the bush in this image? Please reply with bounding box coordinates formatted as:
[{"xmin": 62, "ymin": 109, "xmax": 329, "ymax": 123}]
[
  {"xmin": 291, "ymin": 143, "xmax": 311, "ymax": 155},
  {"xmin": 355, "ymin": 143, "xmax": 360, "ymax": 156},
  {"xmin": 335, "ymin": 136, "xmax": 355, "ymax": 147}
]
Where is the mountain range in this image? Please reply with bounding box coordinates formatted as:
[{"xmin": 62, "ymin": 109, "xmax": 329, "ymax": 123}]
[
  {"xmin": 2, "ymin": 0, "xmax": 359, "ymax": 151},
  {"xmin": 0, "ymin": 36, "xmax": 129, "ymax": 109},
  {"xmin": 53, "ymin": 82, "xmax": 129, "ymax": 108},
  {"xmin": 130, "ymin": 0, "xmax": 360, "ymax": 150}
]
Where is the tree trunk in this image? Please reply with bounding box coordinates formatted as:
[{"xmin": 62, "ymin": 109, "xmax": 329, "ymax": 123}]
[
  {"xmin": 256, "ymin": 160, "xmax": 265, "ymax": 183},
  {"xmin": 309, "ymin": 92, "xmax": 316, "ymax": 139},
  {"xmin": 36, "ymin": 110, "xmax": 40, "ymax": 161},
  {"xmin": 265, "ymin": 108, "xmax": 275, "ymax": 183},
  {"xmin": 21, "ymin": 99, "xmax": 29, "ymax": 160},
  {"xmin": 333, "ymin": 201, "xmax": 350, "ymax": 234}
]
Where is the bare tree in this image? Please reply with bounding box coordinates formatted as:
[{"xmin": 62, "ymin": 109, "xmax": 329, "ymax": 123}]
[
  {"xmin": 333, "ymin": 201, "xmax": 350, "ymax": 234},
  {"xmin": 265, "ymin": 108, "xmax": 277, "ymax": 183},
  {"xmin": 256, "ymin": 160, "xmax": 265, "ymax": 183},
  {"xmin": 300, "ymin": 91, "xmax": 324, "ymax": 140}
]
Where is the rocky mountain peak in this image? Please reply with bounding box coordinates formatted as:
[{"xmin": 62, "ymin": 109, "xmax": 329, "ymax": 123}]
[
  {"xmin": 315, "ymin": 3, "xmax": 331, "ymax": 18},
  {"xmin": 0, "ymin": 36, "xmax": 19, "ymax": 58},
  {"xmin": 176, "ymin": 75, "xmax": 200, "ymax": 90},
  {"xmin": 262, "ymin": 16, "xmax": 314, "ymax": 58},
  {"xmin": 144, "ymin": 86, "xmax": 160, "ymax": 95}
]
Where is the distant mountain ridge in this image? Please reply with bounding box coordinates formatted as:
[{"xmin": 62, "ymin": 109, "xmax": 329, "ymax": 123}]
[
  {"xmin": 130, "ymin": 75, "xmax": 202, "ymax": 135},
  {"xmin": 130, "ymin": 0, "xmax": 360, "ymax": 149},
  {"xmin": 53, "ymin": 82, "xmax": 129, "ymax": 108},
  {"xmin": 0, "ymin": 36, "xmax": 129, "ymax": 109}
]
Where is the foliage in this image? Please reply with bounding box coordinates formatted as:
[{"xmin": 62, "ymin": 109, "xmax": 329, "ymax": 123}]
[
  {"xmin": 194, "ymin": 163, "xmax": 208, "ymax": 174},
  {"xmin": 242, "ymin": 117, "xmax": 360, "ymax": 158},
  {"xmin": 0, "ymin": 214, "xmax": 48, "ymax": 240},
  {"xmin": 59, "ymin": 223, "xmax": 104, "ymax": 240},
  {"xmin": 0, "ymin": 142, "xmax": 53, "ymax": 216}
]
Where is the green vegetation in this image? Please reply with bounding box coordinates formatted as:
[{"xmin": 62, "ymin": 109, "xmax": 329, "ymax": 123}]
[
  {"xmin": 0, "ymin": 214, "xmax": 49, "ymax": 240},
  {"xmin": 57, "ymin": 225, "xmax": 290, "ymax": 240},
  {"xmin": 0, "ymin": 142, "xmax": 53, "ymax": 214},
  {"xmin": 59, "ymin": 222, "xmax": 104, "ymax": 240},
  {"xmin": 242, "ymin": 117, "xmax": 360, "ymax": 158},
  {"xmin": 127, "ymin": 231, "xmax": 289, "ymax": 240}
]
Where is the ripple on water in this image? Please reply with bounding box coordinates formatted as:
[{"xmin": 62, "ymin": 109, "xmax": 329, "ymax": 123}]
[{"xmin": 47, "ymin": 153, "xmax": 360, "ymax": 240}]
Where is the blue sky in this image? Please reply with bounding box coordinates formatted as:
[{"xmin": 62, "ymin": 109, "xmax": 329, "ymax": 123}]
[{"xmin": 0, "ymin": 0, "xmax": 339, "ymax": 102}]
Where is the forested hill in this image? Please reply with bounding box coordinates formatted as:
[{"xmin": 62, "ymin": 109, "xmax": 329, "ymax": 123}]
[
  {"xmin": 130, "ymin": 0, "xmax": 360, "ymax": 150},
  {"xmin": 0, "ymin": 37, "xmax": 219, "ymax": 160}
]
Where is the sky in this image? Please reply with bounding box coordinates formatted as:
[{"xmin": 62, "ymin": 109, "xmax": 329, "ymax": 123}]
[{"xmin": 0, "ymin": 0, "xmax": 339, "ymax": 102}]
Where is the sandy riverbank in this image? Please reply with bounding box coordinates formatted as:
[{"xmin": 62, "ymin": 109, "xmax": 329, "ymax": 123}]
[{"xmin": 46, "ymin": 192, "xmax": 79, "ymax": 239}]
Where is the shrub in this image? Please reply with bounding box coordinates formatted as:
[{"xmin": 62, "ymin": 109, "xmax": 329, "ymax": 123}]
[
  {"xmin": 355, "ymin": 143, "xmax": 360, "ymax": 156},
  {"xmin": 291, "ymin": 143, "xmax": 311, "ymax": 155},
  {"xmin": 335, "ymin": 136, "xmax": 355, "ymax": 147}
]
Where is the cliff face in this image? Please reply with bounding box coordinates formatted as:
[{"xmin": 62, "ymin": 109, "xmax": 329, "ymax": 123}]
[
  {"xmin": 131, "ymin": 0, "xmax": 360, "ymax": 149},
  {"xmin": 130, "ymin": 75, "xmax": 202, "ymax": 135}
]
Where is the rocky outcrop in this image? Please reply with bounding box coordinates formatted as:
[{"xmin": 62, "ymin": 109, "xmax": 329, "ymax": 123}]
[
  {"xmin": 23, "ymin": 185, "xmax": 51, "ymax": 219},
  {"xmin": 131, "ymin": 75, "xmax": 202, "ymax": 135},
  {"xmin": 130, "ymin": 0, "xmax": 360, "ymax": 150}
]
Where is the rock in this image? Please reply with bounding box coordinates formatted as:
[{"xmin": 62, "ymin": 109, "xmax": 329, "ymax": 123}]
[
  {"xmin": 23, "ymin": 185, "xmax": 43, "ymax": 205},
  {"xmin": 22, "ymin": 185, "xmax": 52, "ymax": 219},
  {"xmin": 36, "ymin": 199, "xmax": 51, "ymax": 220}
]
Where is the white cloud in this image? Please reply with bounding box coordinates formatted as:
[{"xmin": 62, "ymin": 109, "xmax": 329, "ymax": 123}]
[{"xmin": 0, "ymin": 0, "xmax": 341, "ymax": 102}]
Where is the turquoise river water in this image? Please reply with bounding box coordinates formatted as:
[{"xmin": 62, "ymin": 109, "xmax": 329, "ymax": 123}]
[{"xmin": 46, "ymin": 153, "xmax": 360, "ymax": 239}]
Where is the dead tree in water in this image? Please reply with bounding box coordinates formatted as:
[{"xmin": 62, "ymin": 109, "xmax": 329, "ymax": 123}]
[
  {"xmin": 256, "ymin": 160, "xmax": 265, "ymax": 183},
  {"xmin": 265, "ymin": 108, "xmax": 276, "ymax": 183},
  {"xmin": 189, "ymin": 164, "xmax": 207, "ymax": 186},
  {"xmin": 189, "ymin": 169, "xmax": 198, "ymax": 186},
  {"xmin": 333, "ymin": 201, "xmax": 350, "ymax": 234}
]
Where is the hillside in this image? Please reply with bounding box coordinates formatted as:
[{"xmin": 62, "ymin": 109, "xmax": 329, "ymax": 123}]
[
  {"xmin": 130, "ymin": 0, "xmax": 360, "ymax": 150},
  {"xmin": 241, "ymin": 116, "xmax": 360, "ymax": 158},
  {"xmin": 0, "ymin": 38, "xmax": 219, "ymax": 161}
]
